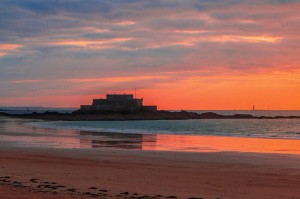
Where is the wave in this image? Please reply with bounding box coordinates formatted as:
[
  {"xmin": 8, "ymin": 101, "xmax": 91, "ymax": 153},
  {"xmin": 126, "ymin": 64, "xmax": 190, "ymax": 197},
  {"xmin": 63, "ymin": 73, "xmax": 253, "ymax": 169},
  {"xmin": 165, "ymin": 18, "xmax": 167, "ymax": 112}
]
[
  {"xmin": 25, "ymin": 119, "xmax": 300, "ymax": 140},
  {"xmin": 25, "ymin": 121, "xmax": 174, "ymax": 135}
]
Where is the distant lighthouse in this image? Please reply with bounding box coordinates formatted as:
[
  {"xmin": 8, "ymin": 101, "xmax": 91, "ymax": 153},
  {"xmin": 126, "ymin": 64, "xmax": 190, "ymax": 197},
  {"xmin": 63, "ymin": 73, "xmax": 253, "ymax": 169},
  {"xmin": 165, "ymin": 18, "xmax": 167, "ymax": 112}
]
[{"xmin": 252, "ymin": 105, "xmax": 255, "ymax": 111}]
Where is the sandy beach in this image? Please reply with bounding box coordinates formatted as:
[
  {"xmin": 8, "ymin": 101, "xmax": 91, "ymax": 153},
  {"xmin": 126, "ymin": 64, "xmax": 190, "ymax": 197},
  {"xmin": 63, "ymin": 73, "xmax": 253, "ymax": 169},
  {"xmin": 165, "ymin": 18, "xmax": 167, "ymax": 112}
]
[{"xmin": 1, "ymin": 146, "xmax": 300, "ymax": 199}]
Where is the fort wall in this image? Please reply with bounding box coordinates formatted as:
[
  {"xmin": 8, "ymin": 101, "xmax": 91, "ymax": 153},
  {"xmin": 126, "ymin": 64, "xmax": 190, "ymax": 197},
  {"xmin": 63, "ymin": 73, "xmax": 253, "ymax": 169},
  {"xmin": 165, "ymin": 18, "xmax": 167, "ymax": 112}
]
[{"xmin": 79, "ymin": 94, "xmax": 156, "ymax": 113}]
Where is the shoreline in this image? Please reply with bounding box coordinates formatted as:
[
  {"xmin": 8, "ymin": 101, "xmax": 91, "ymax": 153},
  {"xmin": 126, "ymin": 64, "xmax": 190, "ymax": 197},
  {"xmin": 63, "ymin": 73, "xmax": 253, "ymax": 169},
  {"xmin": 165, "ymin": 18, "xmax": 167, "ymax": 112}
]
[
  {"xmin": 2, "ymin": 110, "xmax": 300, "ymax": 121},
  {"xmin": 1, "ymin": 146, "xmax": 300, "ymax": 198}
]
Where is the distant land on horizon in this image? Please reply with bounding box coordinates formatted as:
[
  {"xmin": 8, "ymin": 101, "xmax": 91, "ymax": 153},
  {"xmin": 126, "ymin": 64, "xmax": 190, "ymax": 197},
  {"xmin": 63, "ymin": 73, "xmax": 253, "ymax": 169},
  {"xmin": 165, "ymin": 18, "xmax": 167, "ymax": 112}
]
[
  {"xmin": 1, "ymin": 106, "xmax": 300, "ymax": 110},
  {"xmin": 2, "ymin": 109, "xmax": 300, "ymax": 121},
  {"xmin": 1, "ymin": 106, "xmax": 300, "ymax": 111},
  {"xmin": 0, "ymin": 107, "xmax": 77, "ymax": 114}
]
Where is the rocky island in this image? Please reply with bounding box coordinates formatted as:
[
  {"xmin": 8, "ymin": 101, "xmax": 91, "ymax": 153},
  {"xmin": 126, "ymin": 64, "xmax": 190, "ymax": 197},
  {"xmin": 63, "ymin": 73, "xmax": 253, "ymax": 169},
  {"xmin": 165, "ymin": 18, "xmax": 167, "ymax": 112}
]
[
  {"xmin": 1, "ymin": 109, "xmax": 300, "ymax": 121},
  {"xmin": 1, "ymin": 94, "xmax": 299, "ymax": 121}
]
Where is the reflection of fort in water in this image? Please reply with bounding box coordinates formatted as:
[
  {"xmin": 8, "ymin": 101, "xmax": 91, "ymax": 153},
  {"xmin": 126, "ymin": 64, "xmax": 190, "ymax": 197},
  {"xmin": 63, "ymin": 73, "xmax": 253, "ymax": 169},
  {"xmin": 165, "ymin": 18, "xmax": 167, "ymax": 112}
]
[{"xmin": 79, "ymin": 131, "xmax": 157, "ymax": 149}]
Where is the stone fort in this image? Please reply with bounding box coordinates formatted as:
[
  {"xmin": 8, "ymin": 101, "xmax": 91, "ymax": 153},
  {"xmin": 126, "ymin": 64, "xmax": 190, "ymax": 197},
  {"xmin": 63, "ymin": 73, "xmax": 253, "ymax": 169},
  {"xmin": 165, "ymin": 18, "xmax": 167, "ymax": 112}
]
[{"xmin": 80, "ymin": 94, "xmax": 157, "ymax": 113}]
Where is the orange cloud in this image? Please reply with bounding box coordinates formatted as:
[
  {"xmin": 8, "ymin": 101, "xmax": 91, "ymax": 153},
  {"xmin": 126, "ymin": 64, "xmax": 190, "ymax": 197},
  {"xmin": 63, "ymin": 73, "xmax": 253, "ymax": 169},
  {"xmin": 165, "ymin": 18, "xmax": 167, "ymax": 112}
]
[
  {"xmin": 112, "ymin": 21, "xmax": 136, "ymax": 25},
  {"xmin": 0, "ymin": 52, "xmax": 7, "ymax": 57},
  {"xmin": 210, "ymin": 35, "xmax": 282, "ymax": 43},
  {"xmin": 148, "ymin": 34, "xmax": 282, "ymax": 49},
  {"xmin": 83, "ymin": 27, "xmax": 110, "ymax": 33},
  {"xmin": 175, "ymin": 30, "xmax": 212, "ymax": 34},
  {"xmin": 50, "ymin": 38, "xmax": 133, "ymax": 48},
  {"xmin": 0, "ymin": 44, "xmax": 22, "ymax": 50},
  {"xmin": 0, "ymin": 44, "xmax": 23, "ymax": 57},
  {"xmin": 11, "ymin": 80, "xmax": 41, "ymax": 84},
  {"xmin": 182, "ymin": 35, "xmax": 281, "ymax": 45},
  {"xmin": 65, "ymin": 75, "xmax": 165, "ymax": 83}
]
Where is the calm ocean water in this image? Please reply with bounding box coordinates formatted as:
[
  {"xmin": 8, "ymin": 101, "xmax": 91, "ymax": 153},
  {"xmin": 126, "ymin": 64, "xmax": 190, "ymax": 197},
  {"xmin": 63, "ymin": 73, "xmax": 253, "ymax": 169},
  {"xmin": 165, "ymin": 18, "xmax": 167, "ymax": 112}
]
[{"xmin": 26, "ymin": 110, "xmax": 300, "ymax": 140}]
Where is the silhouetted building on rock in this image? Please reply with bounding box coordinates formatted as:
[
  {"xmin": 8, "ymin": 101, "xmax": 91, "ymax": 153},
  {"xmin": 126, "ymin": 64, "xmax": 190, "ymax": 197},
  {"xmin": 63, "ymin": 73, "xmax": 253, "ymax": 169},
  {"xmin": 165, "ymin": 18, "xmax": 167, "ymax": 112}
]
[{"xmin": 80, "ymin": 94, "xmax": 157, "ymax": 113}]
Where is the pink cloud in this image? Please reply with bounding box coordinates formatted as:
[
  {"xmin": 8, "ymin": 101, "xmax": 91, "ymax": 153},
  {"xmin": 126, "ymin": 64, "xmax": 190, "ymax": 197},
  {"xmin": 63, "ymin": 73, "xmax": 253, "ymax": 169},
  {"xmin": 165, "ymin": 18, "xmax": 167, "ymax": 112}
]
[
  {"xmin": 49, "ymin": 38, "xmax": 133, "ymax": 49},
  {"xmin": 10, "ymin": 80, "xmax": 41, "ymax": 84},
  {"xmin": 0, "ymin": 44, "xmax": 23, "ymax": 57}
]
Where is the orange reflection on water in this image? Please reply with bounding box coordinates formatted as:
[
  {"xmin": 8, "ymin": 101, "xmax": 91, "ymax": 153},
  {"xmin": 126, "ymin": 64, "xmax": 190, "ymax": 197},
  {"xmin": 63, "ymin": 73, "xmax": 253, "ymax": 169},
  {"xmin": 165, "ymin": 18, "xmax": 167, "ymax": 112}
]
[{"xmin": 142, "ymin": 134, "xmax": 300, "ymax": 155}]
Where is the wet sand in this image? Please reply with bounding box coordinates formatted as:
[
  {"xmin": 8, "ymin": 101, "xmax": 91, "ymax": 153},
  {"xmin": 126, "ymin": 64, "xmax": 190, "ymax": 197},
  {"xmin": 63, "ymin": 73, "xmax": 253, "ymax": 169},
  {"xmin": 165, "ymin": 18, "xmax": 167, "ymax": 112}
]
[{"xmin": 1, "ymin": 146, "xmax": 300, "ymax": 199}]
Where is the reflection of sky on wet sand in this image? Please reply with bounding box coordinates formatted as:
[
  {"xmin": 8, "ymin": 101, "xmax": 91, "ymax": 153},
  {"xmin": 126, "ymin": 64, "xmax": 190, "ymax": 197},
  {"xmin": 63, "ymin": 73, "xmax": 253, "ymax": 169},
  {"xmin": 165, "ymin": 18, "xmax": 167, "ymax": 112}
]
[
  {"xmin": 0, "ymin": 117, "xmax": 85, "ymax": 148},
  {"xmin": 142, "ymin": 134, "xmax": 300, "ymax": 155},
  {"xmin": 1, "ymin": 117, "xmax": 300, "ymax": 155}
]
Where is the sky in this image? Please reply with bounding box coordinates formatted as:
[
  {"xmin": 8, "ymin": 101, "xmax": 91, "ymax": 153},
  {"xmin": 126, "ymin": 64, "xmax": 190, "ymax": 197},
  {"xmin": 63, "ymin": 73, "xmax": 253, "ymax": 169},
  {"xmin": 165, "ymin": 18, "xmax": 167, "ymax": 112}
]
[{"xmin": 1, "ymin": 0, "xmax": 300, "ymax": 110}]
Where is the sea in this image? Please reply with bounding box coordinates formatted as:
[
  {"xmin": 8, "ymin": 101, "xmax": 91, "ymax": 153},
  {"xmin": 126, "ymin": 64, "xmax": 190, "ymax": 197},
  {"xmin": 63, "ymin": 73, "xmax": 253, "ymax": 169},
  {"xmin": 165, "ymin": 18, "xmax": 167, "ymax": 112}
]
[
  {"xmin": 1, "ymin": 110, "xmax": 300, "ymax": 153},
  {"xmin": 25, "ymin": 110, "xmax": 300, "ymax": 139}
]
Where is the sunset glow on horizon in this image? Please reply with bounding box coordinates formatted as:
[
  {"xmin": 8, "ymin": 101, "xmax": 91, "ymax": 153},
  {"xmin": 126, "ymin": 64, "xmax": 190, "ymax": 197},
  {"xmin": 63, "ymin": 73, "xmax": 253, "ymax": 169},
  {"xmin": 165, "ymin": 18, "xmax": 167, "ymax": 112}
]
[{"xmin": 1, "ymin": 0, "xmax": 300, "ymax": 110}]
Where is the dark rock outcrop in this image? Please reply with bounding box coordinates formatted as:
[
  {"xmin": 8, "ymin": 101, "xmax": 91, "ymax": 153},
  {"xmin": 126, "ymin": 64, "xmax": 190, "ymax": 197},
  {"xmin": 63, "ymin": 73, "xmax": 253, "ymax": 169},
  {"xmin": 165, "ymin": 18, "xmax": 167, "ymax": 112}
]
[{"xmin": 1, "ymin": 110, "xmax": 300, "ymax": 121}]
